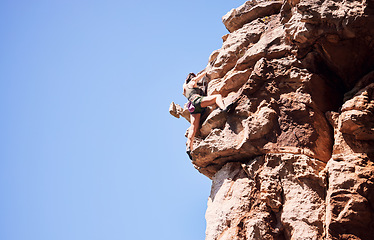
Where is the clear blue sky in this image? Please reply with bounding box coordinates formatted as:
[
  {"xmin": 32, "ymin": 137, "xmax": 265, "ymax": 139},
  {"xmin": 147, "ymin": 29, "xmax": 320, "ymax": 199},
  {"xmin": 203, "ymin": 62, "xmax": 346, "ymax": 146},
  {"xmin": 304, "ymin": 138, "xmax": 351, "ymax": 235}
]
[{"xmin": 0, "ymin": 1, "xmax": 238, "ymax": 239}]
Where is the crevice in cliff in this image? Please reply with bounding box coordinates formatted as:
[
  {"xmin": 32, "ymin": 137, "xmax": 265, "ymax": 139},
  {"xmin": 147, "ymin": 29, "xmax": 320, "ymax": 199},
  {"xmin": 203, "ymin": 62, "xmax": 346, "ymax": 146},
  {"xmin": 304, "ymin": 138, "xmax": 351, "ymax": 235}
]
[
  {"xmin": 271, "ymin": 210, "xmax": 286, "ymax": 240},
  {"xmin": 325, "ymin": 166, "xmax": 330, "ymax": 200},
  {"xmin": 272, "ymin": 173, "xmax": 286, "ymax": 239},
  {"xmin": 299, "ymin": 47, "xmax": 345, "ymax": 112},
  {"xmin": 313, "ymin": 36, "xmax": 374, "ymax": 94},
  {"xmin": 236, "ymin": 219, "xmax": 246, "ymax": 240}
]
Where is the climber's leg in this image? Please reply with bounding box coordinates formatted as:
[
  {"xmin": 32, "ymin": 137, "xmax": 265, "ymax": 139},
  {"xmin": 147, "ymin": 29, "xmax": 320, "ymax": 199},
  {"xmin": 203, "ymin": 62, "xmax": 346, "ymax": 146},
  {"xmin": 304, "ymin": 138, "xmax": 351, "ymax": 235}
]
[
  {"xmin": 201, "ymin": 94, "xmax": 225, "ymax": 109},
  {"xmin": 187, "ymin": 113, "xmax": 201, "ymax": 153}
]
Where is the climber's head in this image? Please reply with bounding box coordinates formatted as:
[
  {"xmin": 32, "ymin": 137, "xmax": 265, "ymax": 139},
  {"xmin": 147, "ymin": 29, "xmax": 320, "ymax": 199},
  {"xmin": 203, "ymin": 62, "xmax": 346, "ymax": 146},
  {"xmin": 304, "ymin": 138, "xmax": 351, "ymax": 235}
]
[{"xmin": 185, "ymin": 72, "xmax": 196, "ymax": 83}]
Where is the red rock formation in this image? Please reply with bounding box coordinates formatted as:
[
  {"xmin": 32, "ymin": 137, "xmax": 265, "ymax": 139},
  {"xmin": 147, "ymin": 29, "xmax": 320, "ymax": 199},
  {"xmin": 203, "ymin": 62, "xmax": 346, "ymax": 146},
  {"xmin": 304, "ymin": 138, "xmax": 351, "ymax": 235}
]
[{"xmin": 170, "ymin": 0, "xmax": 374, "ymax": 239}]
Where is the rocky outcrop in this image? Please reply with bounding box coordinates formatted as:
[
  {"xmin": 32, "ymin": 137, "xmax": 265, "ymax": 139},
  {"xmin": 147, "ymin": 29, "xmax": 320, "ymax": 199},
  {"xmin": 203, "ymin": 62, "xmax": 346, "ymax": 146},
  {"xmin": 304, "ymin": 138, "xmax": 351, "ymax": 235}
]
[
  {"xmin": 325, "ymin": 81, "xmax": 374, "ymax": 240},
  {"xmin": 170, "ymin": 0, "xmax": 374, "ymax": 239},
  {"xmin": 206, "ymin": 154, "xmax": 327, "ymax": 240}
]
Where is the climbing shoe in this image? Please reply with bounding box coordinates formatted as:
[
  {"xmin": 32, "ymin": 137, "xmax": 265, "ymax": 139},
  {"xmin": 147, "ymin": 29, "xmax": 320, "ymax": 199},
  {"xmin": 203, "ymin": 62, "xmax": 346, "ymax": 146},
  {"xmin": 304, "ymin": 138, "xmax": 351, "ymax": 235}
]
[
  {"xmin": 186, "ymin": 150, "xmax": 193, "ymax": 160},
  {"xmin": 222, "ymin": 101, "xmax": 235, "ymax": 113}
]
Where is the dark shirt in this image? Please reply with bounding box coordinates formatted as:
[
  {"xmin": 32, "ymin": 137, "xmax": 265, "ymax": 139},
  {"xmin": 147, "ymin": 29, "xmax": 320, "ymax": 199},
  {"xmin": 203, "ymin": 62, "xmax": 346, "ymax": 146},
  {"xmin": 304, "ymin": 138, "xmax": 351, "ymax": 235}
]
[{"xmin": 185, "ymin": 84, "xmax": 205, "ymax": 101}]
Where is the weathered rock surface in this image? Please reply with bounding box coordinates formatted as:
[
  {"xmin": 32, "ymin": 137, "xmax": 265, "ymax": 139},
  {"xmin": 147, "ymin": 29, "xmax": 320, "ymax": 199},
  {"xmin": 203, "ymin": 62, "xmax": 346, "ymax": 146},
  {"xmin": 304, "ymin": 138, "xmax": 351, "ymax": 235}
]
[
  {"xmin": 206, "ymin": 154, "xmax": 326, "ymax": 240},
  {"xmin": 170, "ymin": 0, "xmax": 374, "ymax": 239},
  {"xmin": 223, "ymin": 1, "xmax": 283, "ymax": 33}
]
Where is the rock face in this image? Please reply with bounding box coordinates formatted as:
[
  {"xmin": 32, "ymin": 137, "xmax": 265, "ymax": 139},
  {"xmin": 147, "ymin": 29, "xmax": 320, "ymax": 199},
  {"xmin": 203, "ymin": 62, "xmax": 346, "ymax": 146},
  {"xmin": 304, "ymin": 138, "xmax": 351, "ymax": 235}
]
[{"xmin": 170, "ymin": 0, "xmax": 374, "ymax": 239}]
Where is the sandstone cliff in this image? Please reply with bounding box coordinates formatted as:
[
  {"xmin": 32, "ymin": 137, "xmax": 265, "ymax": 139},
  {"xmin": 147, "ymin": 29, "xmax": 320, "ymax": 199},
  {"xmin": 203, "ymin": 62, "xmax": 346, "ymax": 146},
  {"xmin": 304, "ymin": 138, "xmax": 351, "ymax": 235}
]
[{"xmin": 170, "ymin": 0, "xmax": 374, "ymax": 239}]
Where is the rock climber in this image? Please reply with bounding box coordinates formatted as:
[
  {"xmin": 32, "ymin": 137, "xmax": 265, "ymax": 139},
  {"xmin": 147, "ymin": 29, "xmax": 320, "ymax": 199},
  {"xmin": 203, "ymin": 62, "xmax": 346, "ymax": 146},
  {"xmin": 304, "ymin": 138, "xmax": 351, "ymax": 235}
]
[{"xmin": 183, "ymin": 71, "xmax": 229, "ymax": 160}]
